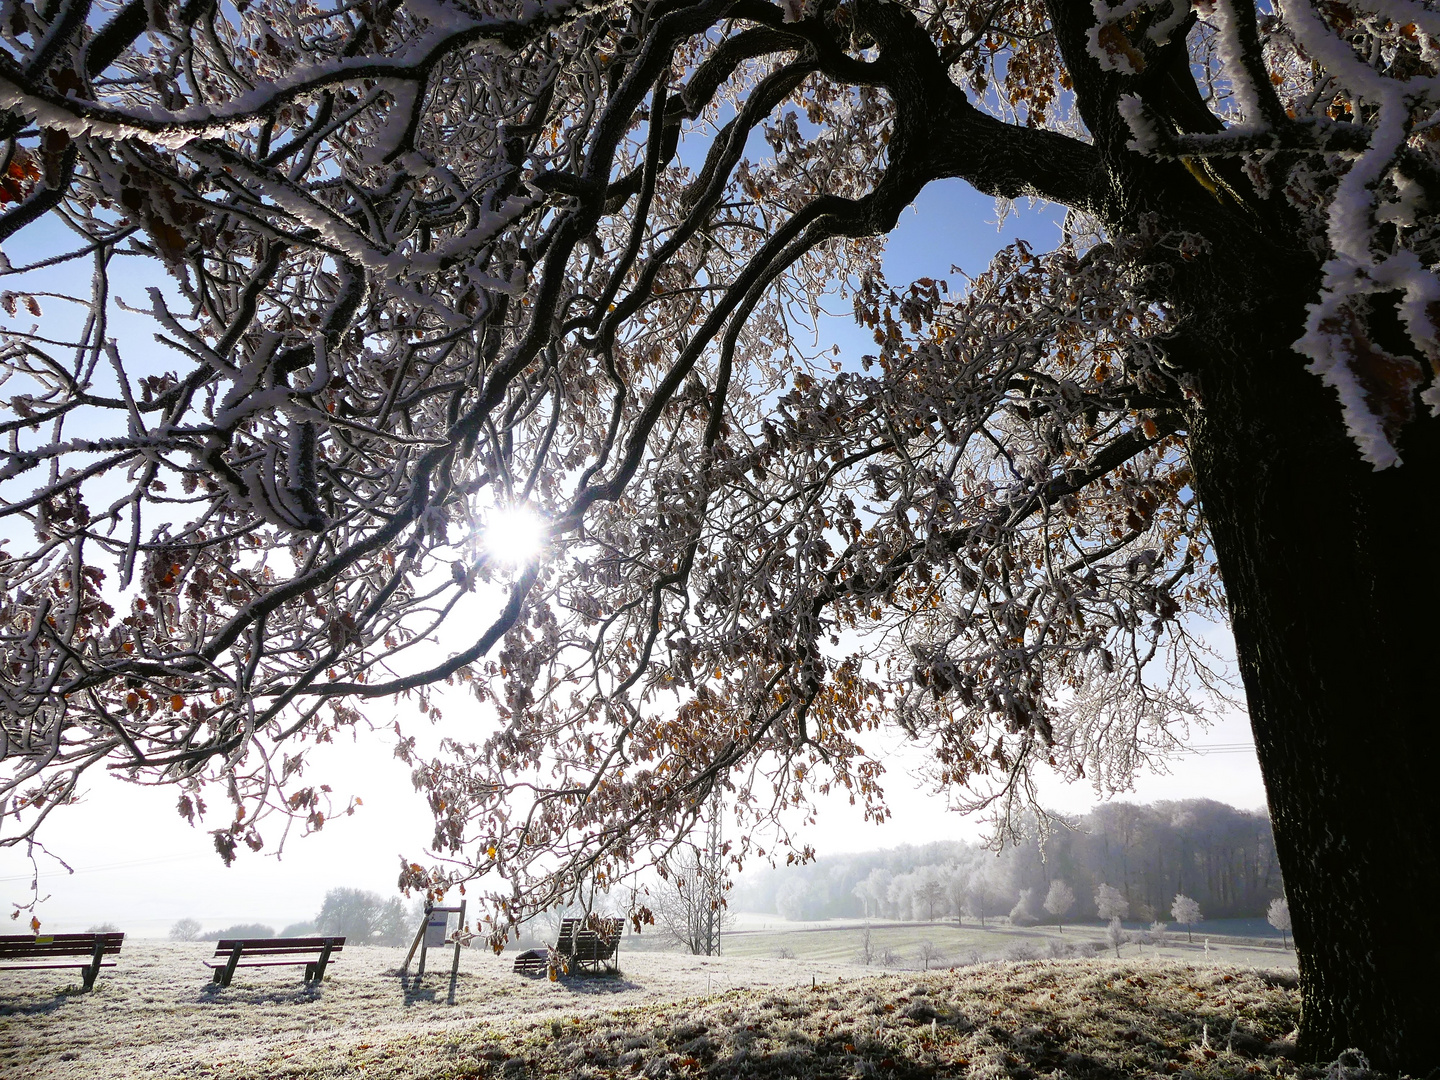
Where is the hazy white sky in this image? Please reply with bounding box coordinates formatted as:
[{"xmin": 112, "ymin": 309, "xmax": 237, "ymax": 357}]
[{"xmin": 1, "ymin": 181, "xmax": 1267, "ymax": 938}]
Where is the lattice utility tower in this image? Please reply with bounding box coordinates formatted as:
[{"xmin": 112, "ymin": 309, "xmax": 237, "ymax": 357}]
[{"xmin": 700, "ymin": 788, "xmax": 724, "ymax": 956}]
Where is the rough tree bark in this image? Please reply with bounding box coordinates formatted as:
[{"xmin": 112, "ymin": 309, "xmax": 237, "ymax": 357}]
[
  {"xmin": 1183, "ymin": 252, "xmax": 1440, "ymax": 1070},
  {"xmin": 1034, "ymin": 0, "xmax": 1440, "ymax": 1065}
]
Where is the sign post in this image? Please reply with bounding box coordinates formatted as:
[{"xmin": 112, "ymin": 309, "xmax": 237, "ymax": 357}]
[{"xmin": 401, "ymin": 899, "xmax": 468, "ymax": 1003}]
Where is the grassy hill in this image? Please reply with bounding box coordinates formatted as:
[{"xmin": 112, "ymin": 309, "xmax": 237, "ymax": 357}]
[
  {"xmin": 300, "ymin": 958, "xmax": 1309, "ymax": 1079},
  {"xmin": 0, "ymin": 941, "xmax": 1348, "ymax": 1079}
]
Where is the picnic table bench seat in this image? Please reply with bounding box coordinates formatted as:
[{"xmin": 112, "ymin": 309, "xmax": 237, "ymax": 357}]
[
  {"xmin": 511, "ymin": 948, "xmax": 550, "ymax": 974},
  {"xmin": 204, "ymin": 936, "xmax": 344, "ymax": 987},
  {"xmin": 0, "ymin": 932, "xmax": 124, "ymax": 990}
]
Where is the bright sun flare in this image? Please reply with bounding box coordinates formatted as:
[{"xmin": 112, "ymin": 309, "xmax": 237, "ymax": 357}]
[{"xmin": 483, "ymin": 505, "xmax": 548, "ymax": 566}]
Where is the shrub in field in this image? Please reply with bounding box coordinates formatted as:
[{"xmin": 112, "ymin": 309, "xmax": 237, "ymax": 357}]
[
  {"xmin": 169, "ymin": 918, "xmax": 202, "ymax": 942},
  {"xmin": 1105, "ymin": 917, "xmax": 1127, "ymax": 959},
  {"xmin": 1009, "ymin": 888, "xmax": 1041, "ymax": 927},
  {"xmin": 1046, "ymin": 938, "xmax": 1102, "ymax": 959},
  {"xmin": 200, "ymin": 924, "xmax": 274, "ymax": 941},
  {"xmin": 652, "ymin": 847, "xmax": 731, "ymax": 954},
  {"xmin": 917, "ymin": 940, "xmax": 943, "ymax": 970},
  {"xmin": 280, "ymin": 921, "xmax": 318, "ymax": 938}
]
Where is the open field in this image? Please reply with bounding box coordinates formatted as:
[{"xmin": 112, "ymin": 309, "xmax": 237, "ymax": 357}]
[
  {"xmin": 0, "ymin": 939, "xmax": 1322, "ymax": 1080},
  {"xmin": 708, "ymin": 918, "xmax": 1298, "ymax": 971}
]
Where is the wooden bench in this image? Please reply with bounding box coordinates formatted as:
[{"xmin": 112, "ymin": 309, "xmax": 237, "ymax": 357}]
[
  {"xmin": 204, "ymin": 936, "xmax": 344, "ymax": 988},
  {"xmin": 565, "ymin": 917, "xmax": 621, "ymax": 975},
  {"xmin": 514, "ymin": 916, "xmax": 621, "ymax": 977},
  {"xmin": 511, "ymin": 947, "xmax": 552, "ymax": 975},
  {"xmin": 0, "ymin": 932, "xmax": 124, "ymax": 990}
]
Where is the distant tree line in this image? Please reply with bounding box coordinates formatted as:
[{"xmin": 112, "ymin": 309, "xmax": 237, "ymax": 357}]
[
  {"xmin": 734, "ymin": 800, "xmax": 1282, "ymax": 924},
  {"xmin": 170, "ymin": 888, "xmax": 419, "ymax": 945}
]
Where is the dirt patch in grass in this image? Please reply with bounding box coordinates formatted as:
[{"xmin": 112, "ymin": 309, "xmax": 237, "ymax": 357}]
[{"xmin": 0, "ymin": 942, "xmax": 1321, "ymax": 1079}]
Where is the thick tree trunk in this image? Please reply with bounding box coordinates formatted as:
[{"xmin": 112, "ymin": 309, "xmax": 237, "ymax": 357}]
[{"xmin": 1184, "ymin": 259, "xmax": 1440, "ymax": 1072}]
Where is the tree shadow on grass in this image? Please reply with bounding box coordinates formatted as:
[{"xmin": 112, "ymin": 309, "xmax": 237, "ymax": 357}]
[
  {"xmin": 507, "ymin": 970, "xmax": 643, "ymax": 995},
  {"xmin": 557, "ymin": 972, "xmax": 643, "ymax": 995}
]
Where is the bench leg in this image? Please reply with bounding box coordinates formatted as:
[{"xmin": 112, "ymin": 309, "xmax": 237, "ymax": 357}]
[
  {"xmin": 218, "ymin": 945, "xmax": 242, "ymax": 988},
  {"xmin": 82, "ymin": 941, "xmax": 105, "ymax": 991},
  {"xmin": 311, "ymin": 942, "xmax": 334, "ymax": 983}
]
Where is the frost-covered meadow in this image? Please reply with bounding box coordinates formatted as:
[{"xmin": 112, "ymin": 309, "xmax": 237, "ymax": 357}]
[{"xmin": 0, "ymin": 940, "xmax": 1313, "ymax": 1079}]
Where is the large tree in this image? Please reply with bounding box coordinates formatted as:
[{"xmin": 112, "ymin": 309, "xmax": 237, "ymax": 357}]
[{"xmin": 0, "ymin": 0, "xmax": 1436, "ymax": 1067}]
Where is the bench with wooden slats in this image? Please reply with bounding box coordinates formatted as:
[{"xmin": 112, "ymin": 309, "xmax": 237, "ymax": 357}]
[
  {"xmin": 513, "ymin": 916, "xmax": 621, "ymax": 976},
  {"xmin": 0, "ymin": 932, "xmax": 124, "ymax": 990},
  {"xmin": 511, "ymin": 947, "xmax": 551, "ymax": 975},
  {"xmin": 204, "ymin": 936, "xmax": 344, "ymax": 988},
  {"xmin": 566, "ymin": 917, "xmax": 621, "ymax": 975}
]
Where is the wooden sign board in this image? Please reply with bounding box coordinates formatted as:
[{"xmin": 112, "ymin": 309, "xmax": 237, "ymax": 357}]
[{"xmin": 424, "ymin": 910, "xmax": 450, "ymax": 947}]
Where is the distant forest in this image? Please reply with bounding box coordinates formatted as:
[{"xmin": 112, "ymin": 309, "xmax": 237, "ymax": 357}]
[{"xmin": 732, "ymin": 800, "xmax": 1281, "ymax": 924}]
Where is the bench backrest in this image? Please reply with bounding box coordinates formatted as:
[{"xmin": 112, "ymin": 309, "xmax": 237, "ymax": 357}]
[
  {"xmin": 0, "ymin": 932, "xmax": 124, "ymax": 959},
  {"xmin": 569, "ymin": 932, "xmax": 618, "ymax": 962},
  {"xmin": 211, "ymin": 936, "xmax": 345, "ymax": 956}
]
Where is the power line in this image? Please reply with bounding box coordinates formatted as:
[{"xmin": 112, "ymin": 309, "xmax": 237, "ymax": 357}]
[
  {"xmin": 0, "ymin": 851, "xmax": 210, "ymax": 884},
  {"xmin": 1170, "ymin": 742, "xmax": 1257, "ymax": 756}
]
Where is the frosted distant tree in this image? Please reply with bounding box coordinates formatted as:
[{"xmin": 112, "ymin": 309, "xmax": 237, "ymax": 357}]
[
  {"xmin": 1044, "ymin": 880, "xmax": 1077, "ymax": 933},
  {"xmin": 862, "ymin": 869, "xmax": 895, "ymax": 921},
  {"xmin": 775, "ymin": 879, "xmax": 810, "ymax": 923},
  {"xmin": 1268, "ymin": 896, "xmax": 1293, "ymax": 948},
  {"xmin": 1148, "ymin": 920, "xmax": 1168, "ymax": 948},
  {"xmin": 1105, "ymin": 916, "xmax": 1128, "ymax": 959},
  {"xmin": 2, "ymin": 0, "xmax": 1438, "ymax": 1067},
  {"xmin": 1009, "ymin": 887, "xmax": 1042, "ymax": 926},
  {"xmin": 852, "ymin": 879, "xmax": 876, "ymax": 920},
  {"xmin": 653, "ymin": 846, "xmax": 731, "ymax": 954},
  {"xmin": 168, "ymin": 918, "xmax": 202, "ymax": 943},
  {"xmin": 887, "ymin": 873, "xmax": 918, "ymax": 922},
  {"xmin": 945, "ymin": 863, "xmax": 972, "ymax": 927},
  {"xmin": 915, "ymin": 865, "xmax": 947, "ymax": 921},
  {"xmin": 315, "ymin": 888, "xmax": 408, "ymax": 946},
  {"xmin": 1172, "ymin": 894, "xmax": 1203, "ymax": 944},
  {"xmin": 966, "ymin": 869, "xmax": 998, "ymax": 928},
  {"xmin": 1095, "ymin": 884, "xmax": 1130, "ymax": 922}
]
